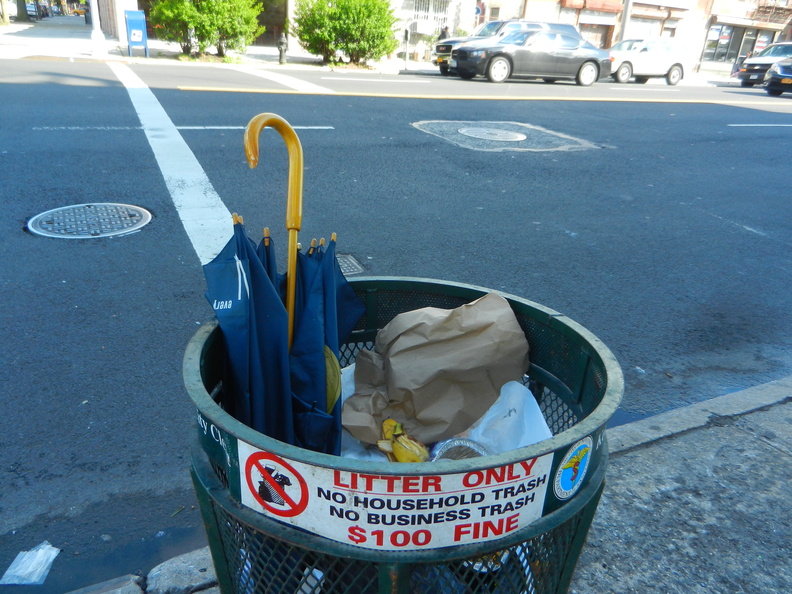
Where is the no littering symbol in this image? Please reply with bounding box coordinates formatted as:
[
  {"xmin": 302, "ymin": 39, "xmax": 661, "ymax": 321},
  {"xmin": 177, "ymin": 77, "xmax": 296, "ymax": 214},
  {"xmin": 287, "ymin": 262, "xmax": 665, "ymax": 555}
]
[{"xmin": 245, "ymin": 452, "xmax": 308, "ymax": 518}]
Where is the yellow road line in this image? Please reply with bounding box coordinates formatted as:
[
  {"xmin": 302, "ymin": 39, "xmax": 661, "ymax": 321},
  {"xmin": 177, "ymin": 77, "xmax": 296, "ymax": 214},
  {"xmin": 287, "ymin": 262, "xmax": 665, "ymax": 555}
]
[{"xmin": 177, "ymin": 86, "xmax": 788, "ymax": 107}]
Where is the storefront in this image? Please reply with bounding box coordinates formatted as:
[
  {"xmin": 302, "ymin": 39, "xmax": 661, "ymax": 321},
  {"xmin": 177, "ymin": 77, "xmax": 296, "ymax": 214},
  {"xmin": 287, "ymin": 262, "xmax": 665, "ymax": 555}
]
[{"xmin": 701, "ymin": 17, "xmax": 785, "ymax": 64}]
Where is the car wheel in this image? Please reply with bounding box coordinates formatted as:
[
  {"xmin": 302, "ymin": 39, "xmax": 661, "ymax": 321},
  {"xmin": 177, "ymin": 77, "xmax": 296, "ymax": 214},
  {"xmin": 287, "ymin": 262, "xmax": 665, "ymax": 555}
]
[
  {"xmin": 766, "ymin": 88, "xmax": 783, "ymax": 96},
  {"xmin": 542, "ymin": 78, "xmax": 557, "ymax": 84},
  {"xmin": 439, "ymin": 66, "xmax": 449, "ymax": 76},
  {"xmin": 740, "ymin": 80, "xmax": 754, "ymax": 88},
  {"xmin": 614, "ymin": 63, "xmax": 632, "ymax": 83},
  {"xmin": 458, "ymin": 69, "xmax": 475, "ymax": 80},
  {"xmin": 666, "ymin": 65, "xmax": 683, "ymax": 86},
  {"xmin": 487, "ymin": 57, "xmax": 511, "ymax": 83},
  {"xmin": 576, "ymin": 62, "xmax": 599, "ymax": 86},
  {"xmin": 634, "ymin": 76, "xmax": 649, "ymax": 84}
]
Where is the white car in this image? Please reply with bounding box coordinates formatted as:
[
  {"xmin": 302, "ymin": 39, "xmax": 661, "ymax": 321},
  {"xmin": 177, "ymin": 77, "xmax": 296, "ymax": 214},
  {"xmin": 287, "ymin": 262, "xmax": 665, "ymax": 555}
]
[{"xmin": 609, "ymin": 39, "xmax": 685, "ymax": 85}]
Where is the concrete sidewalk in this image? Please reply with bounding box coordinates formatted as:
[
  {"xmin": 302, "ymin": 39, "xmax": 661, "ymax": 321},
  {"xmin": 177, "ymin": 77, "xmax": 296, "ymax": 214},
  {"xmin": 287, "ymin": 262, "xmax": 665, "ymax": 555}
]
[
  {"xmin": 0, "ymin": 14, "xmax": 431, "ymax": 74},
  {"xmin": 65, "ymin": 380, "xmax": 790, "ymax": 594}
]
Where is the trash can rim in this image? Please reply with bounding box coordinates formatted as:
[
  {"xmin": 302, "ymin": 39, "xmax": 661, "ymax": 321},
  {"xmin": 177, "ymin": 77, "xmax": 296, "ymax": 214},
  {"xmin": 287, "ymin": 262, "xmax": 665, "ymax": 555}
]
[{"xmin": 183, "ymin": 276, "xmax": 623, "ymax": 473}]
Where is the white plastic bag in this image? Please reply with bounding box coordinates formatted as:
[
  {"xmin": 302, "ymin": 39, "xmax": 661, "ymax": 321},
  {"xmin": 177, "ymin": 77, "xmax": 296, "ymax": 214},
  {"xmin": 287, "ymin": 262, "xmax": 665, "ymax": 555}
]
[
  {"xmin": 468, "ymin": 381, "xmax": 552, "ymax": 454},
  {"xmin": 0, "ymin": 541, "xmax": 60, "ymax": 586}
]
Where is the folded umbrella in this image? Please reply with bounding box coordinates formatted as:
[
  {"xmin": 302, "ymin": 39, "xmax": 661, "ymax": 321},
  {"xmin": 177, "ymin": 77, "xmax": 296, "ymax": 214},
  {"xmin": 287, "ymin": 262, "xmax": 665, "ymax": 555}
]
[{"xmin": 202, "ymin": 112, "xmax": 365, "ymax": 455}]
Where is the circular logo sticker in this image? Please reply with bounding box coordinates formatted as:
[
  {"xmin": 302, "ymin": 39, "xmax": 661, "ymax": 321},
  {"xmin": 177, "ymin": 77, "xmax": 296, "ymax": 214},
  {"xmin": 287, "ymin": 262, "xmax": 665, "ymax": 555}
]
[{"xmin": 553, "ymin": 436, "xmax": 593, "ymax": 500}]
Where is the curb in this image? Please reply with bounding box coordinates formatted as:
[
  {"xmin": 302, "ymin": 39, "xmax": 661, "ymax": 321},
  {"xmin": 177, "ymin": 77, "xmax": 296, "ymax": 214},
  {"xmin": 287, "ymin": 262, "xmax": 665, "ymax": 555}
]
[{"xmin": 608, "ymin": 374, "xmax": 792, "ymax": 454}]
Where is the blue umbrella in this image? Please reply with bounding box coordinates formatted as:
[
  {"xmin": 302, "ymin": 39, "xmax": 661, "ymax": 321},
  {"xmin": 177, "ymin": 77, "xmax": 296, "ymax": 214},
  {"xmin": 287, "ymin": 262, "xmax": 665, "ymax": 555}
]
[
  {"xmin": 203, "ymin": 215, "xmax": 294, "ymax": 443},
  {"xmin": 204, "ymin": 113, "xmax": 363, "ymax": 455}
]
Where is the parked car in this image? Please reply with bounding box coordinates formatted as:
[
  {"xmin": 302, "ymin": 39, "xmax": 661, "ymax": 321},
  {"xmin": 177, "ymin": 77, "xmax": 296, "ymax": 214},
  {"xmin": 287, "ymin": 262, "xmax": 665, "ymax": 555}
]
[
  {"xmin": 433, "ymin": 20, "xmax": 582, "ymax": 76},
  {"xmin": 450, "ymin": 29, "xmax": 611, "ymax": 86},
  {"xmin": 763, "ymin": 57, "xmax": 792, "ymax": 96},
  {"xmin": 26, "ymin": 3, "xmax": 41, "ymax": 18},
  {"xmin": 72, "ymin": 5, "xmax": 87, "ymax": 15},
  {"xmin": 608, "ymin": 38, "xmax": 685, "ymax": 85},
  {"xmin": 737, "ymin": 42, "xmax": 792, "ymax": 87}
]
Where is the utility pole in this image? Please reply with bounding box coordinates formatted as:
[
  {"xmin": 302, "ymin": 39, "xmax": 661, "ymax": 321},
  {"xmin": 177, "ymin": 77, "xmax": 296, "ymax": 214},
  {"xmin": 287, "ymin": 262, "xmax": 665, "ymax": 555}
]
[
  {"xmin": 88, "ymin": 0, "xmax": 106, "ymax": 57},
  {"xmin": 619, "ymin": 0, "xmax": 634, "ymax": 42}
]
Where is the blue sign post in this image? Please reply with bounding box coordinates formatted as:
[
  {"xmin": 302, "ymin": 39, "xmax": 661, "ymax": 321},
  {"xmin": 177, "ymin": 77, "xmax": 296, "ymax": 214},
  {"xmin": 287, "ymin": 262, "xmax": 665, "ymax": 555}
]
[{"xmin": 125, "ymin": 10, "xmax": 149, "ymax": 58}]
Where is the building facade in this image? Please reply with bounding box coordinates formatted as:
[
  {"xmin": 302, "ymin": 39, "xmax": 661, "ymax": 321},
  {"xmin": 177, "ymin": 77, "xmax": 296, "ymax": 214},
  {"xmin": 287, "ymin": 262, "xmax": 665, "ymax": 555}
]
[{"xmin": 106, "ymin": 0, "xmax": 792, "ymax": 73}]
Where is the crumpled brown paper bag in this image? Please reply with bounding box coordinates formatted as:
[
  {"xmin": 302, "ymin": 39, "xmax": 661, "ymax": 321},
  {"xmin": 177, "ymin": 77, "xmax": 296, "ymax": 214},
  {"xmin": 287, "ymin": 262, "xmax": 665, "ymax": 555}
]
[{"xmin": 341, "ymin": 292, "xmax": 530, "ymax": 445}]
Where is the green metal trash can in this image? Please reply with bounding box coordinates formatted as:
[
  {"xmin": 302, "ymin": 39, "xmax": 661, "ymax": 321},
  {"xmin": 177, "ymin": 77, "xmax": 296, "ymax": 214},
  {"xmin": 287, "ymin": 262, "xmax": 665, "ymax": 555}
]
[{"xmin": 184, "ymin": 277, "xmax": 623, "ymax": 594}]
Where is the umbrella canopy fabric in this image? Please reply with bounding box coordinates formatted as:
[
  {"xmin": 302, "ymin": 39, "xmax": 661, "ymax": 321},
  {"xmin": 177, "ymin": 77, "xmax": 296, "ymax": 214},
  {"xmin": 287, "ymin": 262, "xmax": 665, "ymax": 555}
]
[
  {"xmin": 204, "ymin": 219, "xmax": 294, "ymax": 444},
  {"xmin": 287, "ymin": 237, "xmax": 366, "ymax": 453},
  {"xmin": 206, "ymin": 225, "xmax": 364, "ymax": 455}
]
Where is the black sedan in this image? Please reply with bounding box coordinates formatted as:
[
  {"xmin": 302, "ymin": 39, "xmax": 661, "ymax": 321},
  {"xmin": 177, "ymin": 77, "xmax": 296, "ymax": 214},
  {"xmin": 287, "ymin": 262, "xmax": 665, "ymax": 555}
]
[
  {"xmin": 764, "ymin": 57, "xmax": 792, "ymax": 97},
  {"xmin": 450, "ymin": 30, "xmax": 611, "ymax": 86}
]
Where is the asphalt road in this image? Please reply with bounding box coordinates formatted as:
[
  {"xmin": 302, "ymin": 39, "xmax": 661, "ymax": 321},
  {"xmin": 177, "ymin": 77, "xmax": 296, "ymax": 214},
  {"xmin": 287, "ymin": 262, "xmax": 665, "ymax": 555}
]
[{"xmin": 1, "ymin": 58, "xmax": 791, "ymax": 590}]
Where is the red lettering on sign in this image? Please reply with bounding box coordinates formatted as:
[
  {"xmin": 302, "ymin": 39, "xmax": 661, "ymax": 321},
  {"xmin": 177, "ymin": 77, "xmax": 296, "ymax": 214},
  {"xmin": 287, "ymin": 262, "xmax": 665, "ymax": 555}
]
[
  {"xmin": 332, "ymin": 471, "xmax": 443, "ymax": 494},
  {"xmin": 463, "ymin": 459, "xmax": 540, "ymax": 488},
  {"xmin": 452, "ymin": 514, "xmax": 521, "ymax": 542}
]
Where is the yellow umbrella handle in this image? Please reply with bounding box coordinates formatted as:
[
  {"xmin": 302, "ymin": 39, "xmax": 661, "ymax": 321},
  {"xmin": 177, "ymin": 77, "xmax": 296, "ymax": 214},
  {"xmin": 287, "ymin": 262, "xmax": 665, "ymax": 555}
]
[{"xmin": 243, "ymin": 113, "xmax": 304, "ymax": 349}]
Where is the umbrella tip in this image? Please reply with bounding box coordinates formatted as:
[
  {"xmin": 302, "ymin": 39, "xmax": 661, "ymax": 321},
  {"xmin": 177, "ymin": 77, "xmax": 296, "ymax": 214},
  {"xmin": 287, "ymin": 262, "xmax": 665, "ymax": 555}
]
[
  {"xmin": 232, "ymin": 213, "xmax": 243, "ymax": 225},
  {"xmin": 331, "ymin": 232, "xmax": 337, "ymax": 242}
]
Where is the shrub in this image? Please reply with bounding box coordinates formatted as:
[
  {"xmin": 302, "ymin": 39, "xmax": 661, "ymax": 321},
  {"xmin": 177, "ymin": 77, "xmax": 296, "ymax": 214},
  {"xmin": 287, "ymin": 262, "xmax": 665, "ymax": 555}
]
[
  {"xmin": 196, "ymin": 0, "xmax": 265, "ymax": 57},
  {"xmin": 151, "ymin": 0, "xmax": 265, "ymax": 57},
  {"xmin": 150, "ymin": 0, "xmax": 199, "ymax": 55},
  {"xmin": 293, "ymin": 0, "xmax": 398, "ymax": 64}
]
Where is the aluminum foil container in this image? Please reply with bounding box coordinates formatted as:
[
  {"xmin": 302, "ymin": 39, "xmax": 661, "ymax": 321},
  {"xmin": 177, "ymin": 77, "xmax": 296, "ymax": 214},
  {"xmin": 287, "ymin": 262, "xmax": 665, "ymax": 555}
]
[{"xmin": 430, "ymin": 438, "xmax": 492, "ymax": 461}]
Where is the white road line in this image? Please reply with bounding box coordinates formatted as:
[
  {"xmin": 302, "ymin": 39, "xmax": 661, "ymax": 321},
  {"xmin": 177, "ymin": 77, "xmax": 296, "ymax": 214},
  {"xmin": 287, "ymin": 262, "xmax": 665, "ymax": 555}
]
[
  {"xmin": 606, "ymin": 87, "xmax": 679, "ymax": 92},
  {"xmin": 230, "ymin": 65, "xmax": 336, "ymax": 93},
  {"xmin": 728, "ymin": 124, "xmax": 792, "ymax": 127},
  {"xmin": 107, "ymin": 62, "xmax": 231, "ymax": 265}
]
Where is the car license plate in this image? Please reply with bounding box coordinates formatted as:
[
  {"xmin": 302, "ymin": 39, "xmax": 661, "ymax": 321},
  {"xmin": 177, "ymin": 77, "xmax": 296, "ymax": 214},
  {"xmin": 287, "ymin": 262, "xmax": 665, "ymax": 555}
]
[
  {"xmin": 750, "ymin": 74, "xmax": 759, "ymax": 79},
  {"xmin": 437, "ymin": 57, "xmax": 445, "ymax": 64},
  {"xmin": 782, "ymin": 78, "xmax": 792, "ymax": 84},
  {"xmin": 450, "ymin": 59, "xmax": 457, "ymax": 68}
]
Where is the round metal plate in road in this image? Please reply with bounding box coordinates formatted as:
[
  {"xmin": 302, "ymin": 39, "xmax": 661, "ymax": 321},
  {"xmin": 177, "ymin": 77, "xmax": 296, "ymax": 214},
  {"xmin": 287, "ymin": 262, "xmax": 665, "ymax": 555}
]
[
  {"xmin": 27, "ymin": 203, "xmax": 152, "ymax": 239},
  {"xmin": 458, "ymin": 127, "xmax": 528, "ymax": 141}
]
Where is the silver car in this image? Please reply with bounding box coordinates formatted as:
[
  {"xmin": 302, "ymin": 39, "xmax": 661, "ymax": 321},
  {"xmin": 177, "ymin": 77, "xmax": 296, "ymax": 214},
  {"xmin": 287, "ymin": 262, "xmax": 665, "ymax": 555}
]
[{"xmin": 737, "ymin": 42, "xmax": 792, "ymax": 88}]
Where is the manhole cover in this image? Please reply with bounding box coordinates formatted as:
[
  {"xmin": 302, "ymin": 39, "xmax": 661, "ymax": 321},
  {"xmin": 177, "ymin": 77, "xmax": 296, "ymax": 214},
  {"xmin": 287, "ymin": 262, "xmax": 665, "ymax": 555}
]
[
  {"xmin": 412, "ymin": 120, "xmax": 601, "ymax": 152},
  {"xmin": 336, "ymin": 254, "xmax": 364, "ymax": 275},
  {"xmin": 458, "ymin": 127, "xmax": 527, "ymax": 141},
  {"xmin": 27, "ymin": 203, "xmax": 152, "ymax": 239}
]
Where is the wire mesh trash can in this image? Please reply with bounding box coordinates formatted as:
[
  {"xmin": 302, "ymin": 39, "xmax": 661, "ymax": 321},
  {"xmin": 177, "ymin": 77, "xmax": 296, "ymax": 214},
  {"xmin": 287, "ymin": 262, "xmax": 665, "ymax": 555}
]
[{"xmin": 184, "ymin": 277, "xmax": 623, "ymax": 594}]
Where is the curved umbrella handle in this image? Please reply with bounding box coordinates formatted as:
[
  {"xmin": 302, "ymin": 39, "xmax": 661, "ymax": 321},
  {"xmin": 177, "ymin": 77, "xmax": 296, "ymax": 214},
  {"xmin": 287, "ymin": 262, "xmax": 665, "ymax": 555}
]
[{"xmin": 243, "ymin": 113, "xmax": 304, "ymax": 349}]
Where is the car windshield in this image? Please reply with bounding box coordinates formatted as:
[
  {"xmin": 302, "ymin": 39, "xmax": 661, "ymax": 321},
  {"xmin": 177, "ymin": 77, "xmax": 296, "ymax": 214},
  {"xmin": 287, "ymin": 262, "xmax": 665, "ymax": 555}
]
[
  {"xmin": 757, "ymin": 44, "xmax": 792, "ymax": 57},
  {"xmin": 610, "ymin": 40, "xmax": 641, "ymax": 52},
  {"xmin": 476, "ymin": 22, "xmax": 505, "ymax": 37},
  {"xmin": 500, "ymin": 31, "xmax": 537, "ymax": 46}
]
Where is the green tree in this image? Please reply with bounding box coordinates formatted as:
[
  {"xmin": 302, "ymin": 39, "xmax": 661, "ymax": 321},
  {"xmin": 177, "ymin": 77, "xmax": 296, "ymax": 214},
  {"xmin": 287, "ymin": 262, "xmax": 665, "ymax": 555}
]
[
  {"xmin": 293, "ymin": 0, "xmax": 398, "ymax": 65},
  {"xmin": 150, "ymin": 0, "xmax": 199, "ymax": 54},
  {"xmin": 196, "ymin": 0, "xmax": 264, "ymax": 57},
  {"xmin": 151, "ymin": 0, "xmax": 264, "ymax": 57}
]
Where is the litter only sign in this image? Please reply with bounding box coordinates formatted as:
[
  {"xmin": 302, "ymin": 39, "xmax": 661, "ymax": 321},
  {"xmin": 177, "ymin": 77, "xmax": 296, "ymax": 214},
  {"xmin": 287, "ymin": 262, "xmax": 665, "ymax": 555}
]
[{"xmin": 238, "ymin": 440, "xmax": 553, "ymax": 551}]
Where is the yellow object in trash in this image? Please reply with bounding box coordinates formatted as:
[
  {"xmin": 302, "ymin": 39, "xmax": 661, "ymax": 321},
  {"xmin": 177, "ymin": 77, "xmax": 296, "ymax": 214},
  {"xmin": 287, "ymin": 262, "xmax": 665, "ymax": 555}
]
[{"xmin": 377, "ymin": 419, "xmax": 429, "ymax": 463}]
